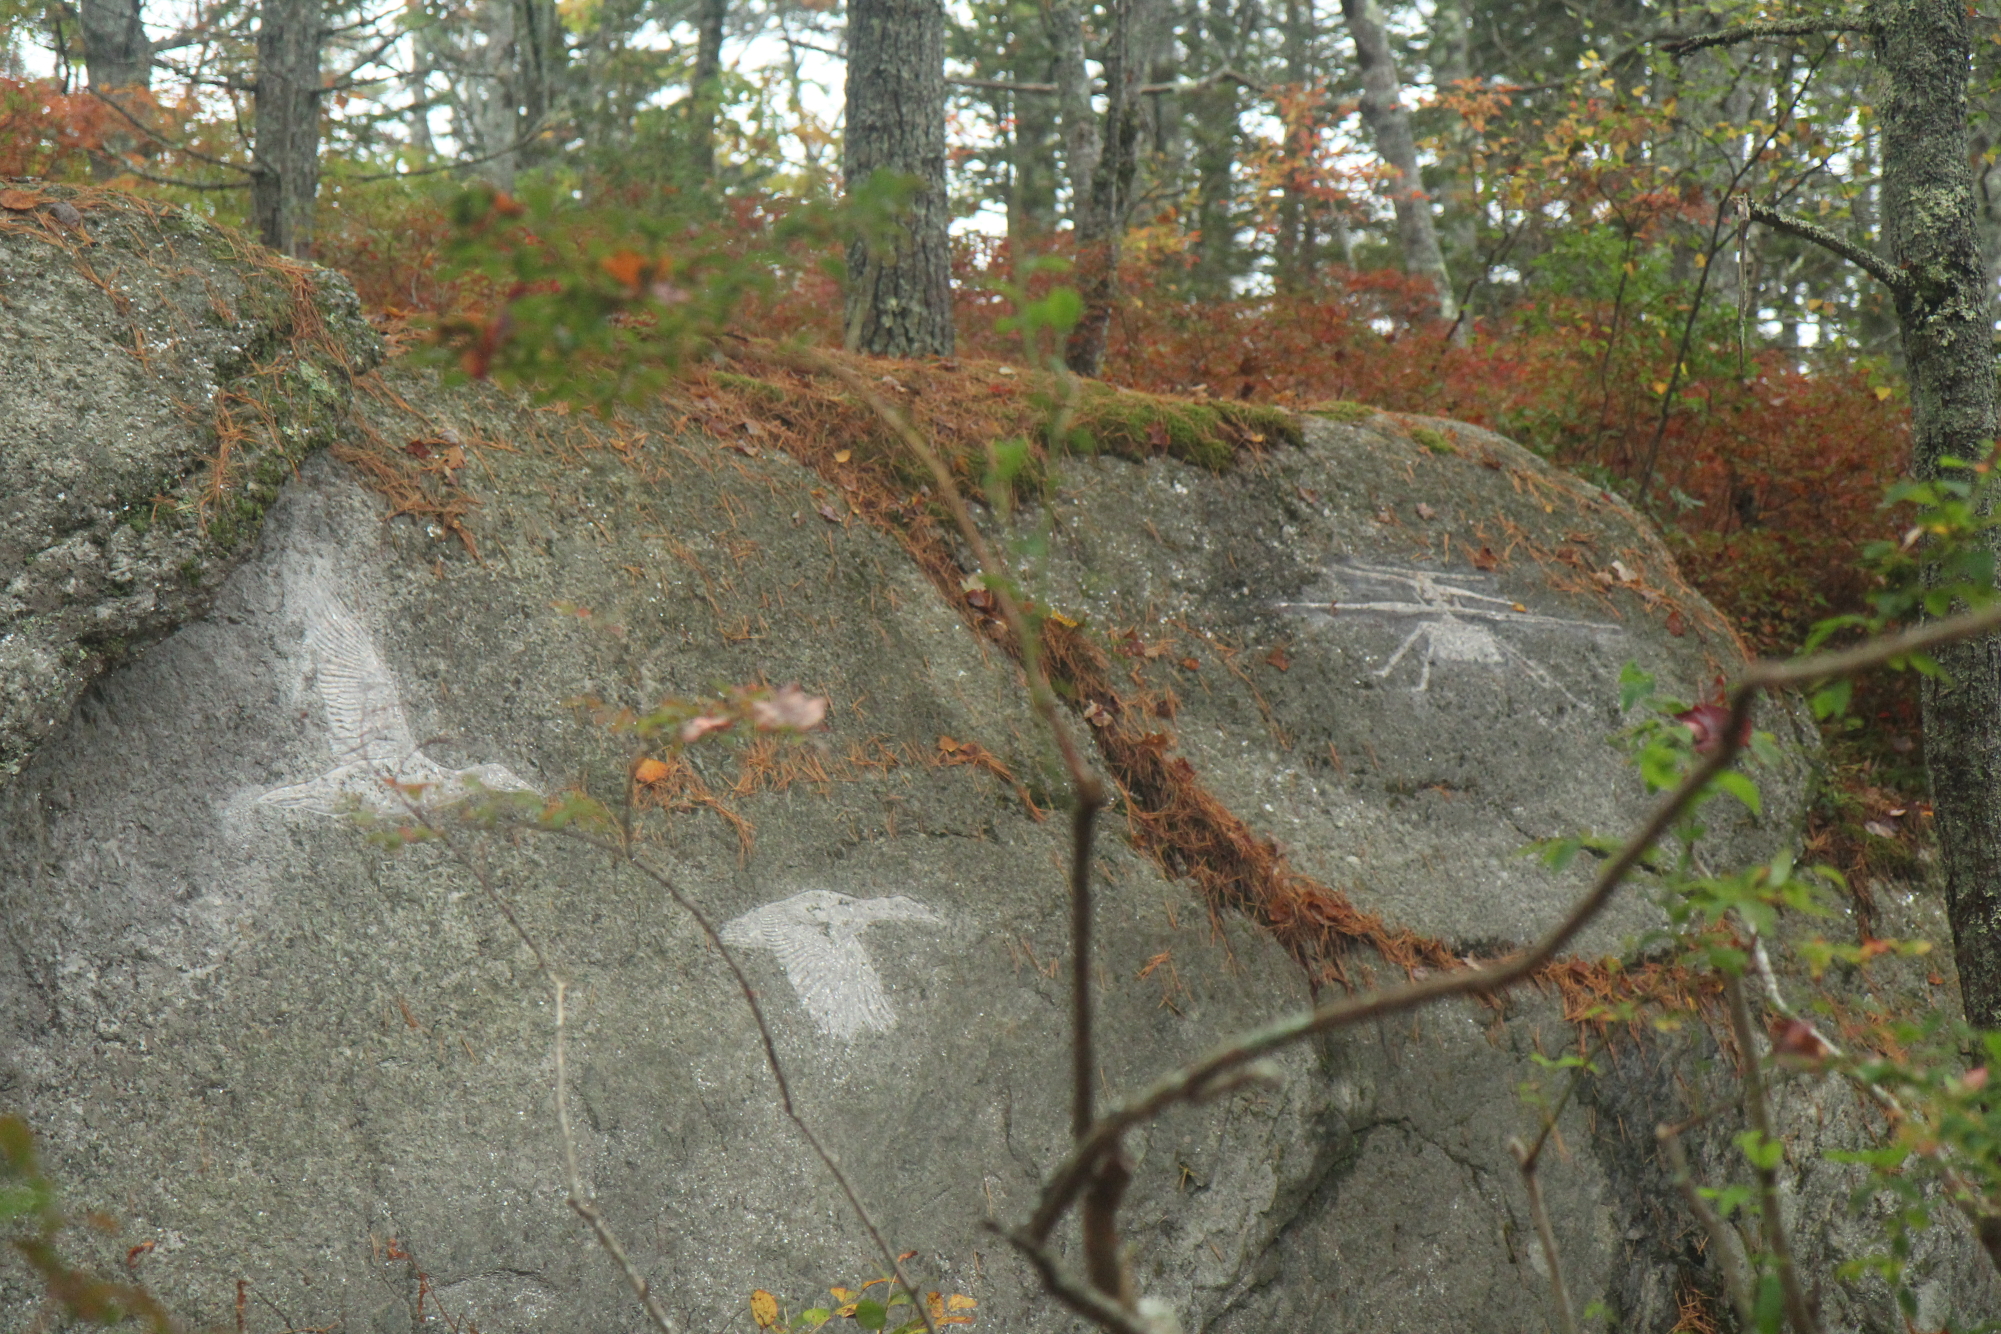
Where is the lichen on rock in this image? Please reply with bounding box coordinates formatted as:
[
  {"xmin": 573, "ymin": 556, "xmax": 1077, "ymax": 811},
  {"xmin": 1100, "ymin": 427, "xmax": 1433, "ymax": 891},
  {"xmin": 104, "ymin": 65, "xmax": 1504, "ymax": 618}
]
[{"xmin": 0, "ymin": 187, "xmax": 380, "ymax": 780}]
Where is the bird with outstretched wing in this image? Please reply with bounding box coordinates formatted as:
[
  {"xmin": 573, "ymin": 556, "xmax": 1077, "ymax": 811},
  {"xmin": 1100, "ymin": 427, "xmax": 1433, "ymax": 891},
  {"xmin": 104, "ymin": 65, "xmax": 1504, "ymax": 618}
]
[
  {"xmin": 721, "ymin": 890, "xmax": 942, "ymax": 1039},
  {"xmin": 256, "ymin": 583, "xmax": 535, "ymax": 815}
]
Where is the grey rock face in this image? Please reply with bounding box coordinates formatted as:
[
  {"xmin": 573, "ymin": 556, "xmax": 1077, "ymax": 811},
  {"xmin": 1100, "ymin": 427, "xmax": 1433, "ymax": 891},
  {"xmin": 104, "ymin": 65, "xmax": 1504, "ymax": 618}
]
[
  {"xmin": 1024, "ymin": 411, "xmax": 1814, "ymax": 960},
  {"xmin": 0, "ymin": 238, "xmax": 1992, "ymax": 1331},
  {"xmin": 0, "ymin": 192, "xmax": 380, "ymax": 783}
]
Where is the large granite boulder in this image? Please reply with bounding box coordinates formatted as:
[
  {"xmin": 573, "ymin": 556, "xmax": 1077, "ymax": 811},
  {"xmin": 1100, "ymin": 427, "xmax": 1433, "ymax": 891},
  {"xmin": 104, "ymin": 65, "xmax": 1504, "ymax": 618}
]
[
  {"xmin": 0, "ymin": 228, "xmax": 1992, "ymax": 1333},
  {"xmin": 0, "ymin": 188, "xmax": 379, "ymax": 782}
]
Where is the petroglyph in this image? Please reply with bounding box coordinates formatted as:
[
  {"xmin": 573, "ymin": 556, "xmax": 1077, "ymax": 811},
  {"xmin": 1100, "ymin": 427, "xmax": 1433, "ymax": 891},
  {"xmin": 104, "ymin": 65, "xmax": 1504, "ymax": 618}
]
[
  {"xmin": 721, "ymin": 890, "xmax": 942, "ymax": 1039},
  {"xmin": 1276, "ymin": 560, "xmax": 1620, "ymax": 701},
  {"xmin": 251, "ymin": 580, "xmax": 536, "ymax": 815}
]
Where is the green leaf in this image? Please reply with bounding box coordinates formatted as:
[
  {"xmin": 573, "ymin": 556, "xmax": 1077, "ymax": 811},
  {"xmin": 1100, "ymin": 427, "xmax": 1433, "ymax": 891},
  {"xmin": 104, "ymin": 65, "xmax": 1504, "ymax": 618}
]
[
  {"xmin": 1618, "ymin": 662, "xmax": 1656, "ymax": 712},
  {"xmin": 797, "ymin": 1310, "xmax": 832, "ymax": 1330},
  {"xmin": 852, "ymin": 1299, "xmax": 888, "ymax": 1330},
  {"xmin": 1712, "ymin": 769, "xmax": 1761, "ymax": 816}
]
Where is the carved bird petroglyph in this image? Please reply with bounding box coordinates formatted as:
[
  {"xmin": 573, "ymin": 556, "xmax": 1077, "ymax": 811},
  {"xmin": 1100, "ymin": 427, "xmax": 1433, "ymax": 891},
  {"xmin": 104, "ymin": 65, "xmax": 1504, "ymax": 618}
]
[
  {"xmin": 720, "ymin": 890, "xmax": 942, "ymax": 1039},
  {"xmin": 255, "ymin": 585, "xmax": 535, "ymax": 815}
]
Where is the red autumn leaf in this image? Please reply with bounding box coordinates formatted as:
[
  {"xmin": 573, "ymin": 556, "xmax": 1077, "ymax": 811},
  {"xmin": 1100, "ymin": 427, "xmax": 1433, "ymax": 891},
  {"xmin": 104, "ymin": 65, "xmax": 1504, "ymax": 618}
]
[
  {"xmin": 1146, "ymin": 420, "xmax": 1171, "ymax": 449},
  {"xmin": 0, "ymin": 188, "xmax": 39, "ymax": 210},
  {"xmin": 1471, "ymin": 546, "xmax": 1500, "ymax": 571},
  {"xmin": 1770, "ymin": 1017, "xmax": 1830, "ymax": 1061},
  {"xmin": 1265, "ymin": 646, "xmax": 1291, "ymax": 671},
  {"xmin": 1666, "ymin": 610, "xmax": 1687, "ymax": 637},
  {"xmin": 634, "ymin": 758, "xmax": 671, "ymax": 784},
  {"xmin": 1178, "ymin": 657, "xmax": 1201, "ymax": 671},
  {"xmin": 1674, "ymin": 702, "xmax": 1749, "ymax": 755}
]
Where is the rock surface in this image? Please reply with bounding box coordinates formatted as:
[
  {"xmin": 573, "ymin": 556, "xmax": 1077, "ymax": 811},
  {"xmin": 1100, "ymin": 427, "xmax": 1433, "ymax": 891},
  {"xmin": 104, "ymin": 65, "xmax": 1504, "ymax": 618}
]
[
  {"xmin": 0, "ymin": 226, "xmax": 1993, "ymax": 1334},
  {"xmin": 0, "ymin": 189, "xmax": 378, "ymax": 783}
]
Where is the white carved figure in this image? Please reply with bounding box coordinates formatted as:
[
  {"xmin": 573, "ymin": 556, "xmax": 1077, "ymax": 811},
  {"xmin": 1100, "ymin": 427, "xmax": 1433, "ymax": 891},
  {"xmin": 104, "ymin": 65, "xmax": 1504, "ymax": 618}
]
[
  {"xmin": 720, "ymin": 890, "xmax": 942, "ymax": 1039},
  {"xmin": 1276, "ymin": 560, "xmax": 1620, "ymax": 700},
  {"xmin": 256, "ymin": 584, "xmax": 536, "ymax": 815}
]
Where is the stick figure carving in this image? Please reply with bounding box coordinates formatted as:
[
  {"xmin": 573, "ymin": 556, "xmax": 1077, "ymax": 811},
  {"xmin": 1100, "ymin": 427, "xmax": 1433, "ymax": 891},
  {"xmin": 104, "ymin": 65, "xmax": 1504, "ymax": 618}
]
[
  {"xmin": 1276, "ymin": 561, "xmax": 1619, "ymax": 701},
  {"xmin": 721, "ymin": 890, "xmax": 942, "ymax": 1039},
  {"xmin": 254, "ymin": 583, "xmax": 536, "ymax": 815}
]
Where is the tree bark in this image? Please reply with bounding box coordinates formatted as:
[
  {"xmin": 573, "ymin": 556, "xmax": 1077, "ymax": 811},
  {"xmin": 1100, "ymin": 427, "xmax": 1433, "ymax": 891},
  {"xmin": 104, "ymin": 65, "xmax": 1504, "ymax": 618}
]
[
  {"xmin": 687, "ymin": 0, "xmax": 728, "ymax": 179},
  {"xmin": 1273, "ymin": 0, "xmax": 1316, "ymax": 293},
  {"xmin": 843, "ymin": 0, "xmax": 954, "ymax": 356},
  {"xmin": 80, "ymin": 0, "xmax": 148, "ymax": 91},
  {"xmin": 1875, "ymin": 0, "xmax": 2001, "ymax": 1026},
  {"xmin": 1339, "ymin": 0, "xmax": 1454, "ymax": 321},
  {"xmin": 1046, "ymin": 0, "xmax": 1103, "ymax": 239},
  {"xmin": 251, "ymin": 0, "xmax": 323, "ymax": 258},
  {"xmin": 80, "ymin": 0, "xmax": 149, "ymax": 179},
  {"xmin": 1064, "ymin": 0, "xmax": 1150, "ymax": 375}
]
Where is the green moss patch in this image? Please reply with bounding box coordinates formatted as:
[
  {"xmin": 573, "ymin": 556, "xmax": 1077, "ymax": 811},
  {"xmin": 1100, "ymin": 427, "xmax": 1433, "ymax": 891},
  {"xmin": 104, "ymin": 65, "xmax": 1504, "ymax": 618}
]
[{"xmin": 1066, "ymin": 383, "xmax": 1301, "ymax": 471}]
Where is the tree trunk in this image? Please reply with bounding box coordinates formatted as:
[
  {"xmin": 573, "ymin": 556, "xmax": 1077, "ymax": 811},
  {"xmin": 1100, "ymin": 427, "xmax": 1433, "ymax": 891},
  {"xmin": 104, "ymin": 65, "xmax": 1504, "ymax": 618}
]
[
  {"xmin": 80, "ymin": 0, "xmax": 147, "ymax": 90},
  {"xmin": 1273, "ymin": 0, "xmax": 1315, "ymax": 293},
  {"xmin": 251, "ymin": 0, "xmax": 323, "ymax": 258},
  {"xmin": 514, "ymin": 0, "xmax": 563, "ymax": 165},
  {"xmin": 1046, "ymin": 0, "xmax": 1103, "ymax": 240},
  {"xmin": 687, "ymin": 0, "xmax": 728, "ymax": 179},
  {"xmin": 1430, "ymin": 0, "xmax": 1475, "ymax": 325},
  {"xmin": 80, "ymin": 0, "xmax": 149, "ymax": 179},
  {"xmin": 468, "ymin": 0, "xmax": 518, "ymax": 188},
  {"xmin": 1064, "ymin": 0, "xmax": 1150, "ymax": 375},
  {"xmin": 1339, "ymin": 0, "xmax": 1454, "ymax": 321},
  {"xmin": 1877, "ymin": 0, "xmax": 2001, "ymax": 1027},
  {"xmin": 843, "ymin": 0, "xmax": 954, "ymax": 356}
]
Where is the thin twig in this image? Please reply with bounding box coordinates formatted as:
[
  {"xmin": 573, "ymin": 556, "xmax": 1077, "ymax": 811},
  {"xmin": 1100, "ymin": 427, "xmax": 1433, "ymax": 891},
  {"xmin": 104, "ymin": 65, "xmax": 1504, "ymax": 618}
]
[
  {"xmin": 576, "ymin": 837, "xmax": 941, "ymax": 1334},
  {"xmin": 1071, "ymin": 796, "xmax": 1101, "ymax": 1140},
  {"xmin": 413, "ymin": 819, "xmax": 674, "ymax": 1333},
  {"xmin": 1658, "ymin": 1119, "xmax": 1757, "ymax": 1328},
  {"xmin": 1724, "ymin": 971, "xmax": 1820, "ymax": 1334},
  {"xmin": 1661, "ymin": 18, "xmax": 1870, "ymax": 56},
  {"xmin": 1021, "ymin": 597, "xmax": 2001, "ymax": 1243},
  {"xmin": 557, "ymin": 980, "xmax": 681, "ymax": 1333},
  {"xmin": 1745, "ymin": 202, "xmax": 1909, "ymax": 293},
  {"xmin": 1507, "ymin": 1136, "xmax": 1579, "ymax": 1334},
  {"xmin": 87, "ymin": 87, "xmax": 255, "ymax": 173},
  {"xmin": 993, "ymin": 1228, "xmax": 1153, "ymax": 1334}
]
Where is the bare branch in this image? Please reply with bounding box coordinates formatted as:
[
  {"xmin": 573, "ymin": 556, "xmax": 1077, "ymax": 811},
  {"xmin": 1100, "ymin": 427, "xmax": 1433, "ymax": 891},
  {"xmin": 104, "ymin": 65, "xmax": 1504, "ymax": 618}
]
[
  {"xmin": 87, "ymin": 89, "xmax": 255, "ymax": 174},
  {"xmin": 1658, "ymin": 1120, "xmax": 1757, "ymax": 1328},
  {"xmin": 1023, "ymin": 597, "xmax": 2001, "ymax": 1243},
  {"xmin": 1138, "ymin": 65, "xmax": 1267, "ymax": 97},
  {"xmin": 949, "ymin": 75, "xmax": 1058, "ymax": 93},
  {"xmin": 725, "ymin": 341, "xmax": 1107, "ymax": 811},
  {"xmin": 594, "ymin": 842, "xmax": 940, "ymax": 1334},
  {"xmin": 1507, "ymin": 1137, "xmax": 1579, "ymax": 1334},
  {"xmin": 1723, "ymin": 972, "xmax": 1821, "ymax": 1334},
  {"xmin": 1661, "ymin": 18, "xmax": 1869, "ymax": 56},
  {"xmin": 89, "ymin": 154, "xmax": 251, "ymax": 191},
  {"xmin": 994, "ymin": 1228, "xmax": 1154, "ymax": 1334},
  {"xmin": 1746, "ymin": 202, "xmax": 1909, "ymax": 293},
  {"xmin": 949, "ymin": 65, "xmax": 1266, "ymax": 97},
  {"xmin": 556, "ymin": 981, "xmax": 680, "ymax": 1334}
]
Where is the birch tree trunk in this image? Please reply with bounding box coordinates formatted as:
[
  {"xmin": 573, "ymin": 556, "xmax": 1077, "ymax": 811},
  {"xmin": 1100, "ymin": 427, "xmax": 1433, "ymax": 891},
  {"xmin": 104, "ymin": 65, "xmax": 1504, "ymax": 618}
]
[
  {"xmin": 843, "ymin": 0, "xmax": 954, "ymax": 356},
  {"xmin": 1340, "ymin": 0, "xmax": 1455, "ymax": 321},
  {"xmin": 1875, "ymin": 0, "xmax": 2001, "ymax": 1027},
  {"xmin": 251, "ymin": 0, "xmax": 323, "ymax": 258}
]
